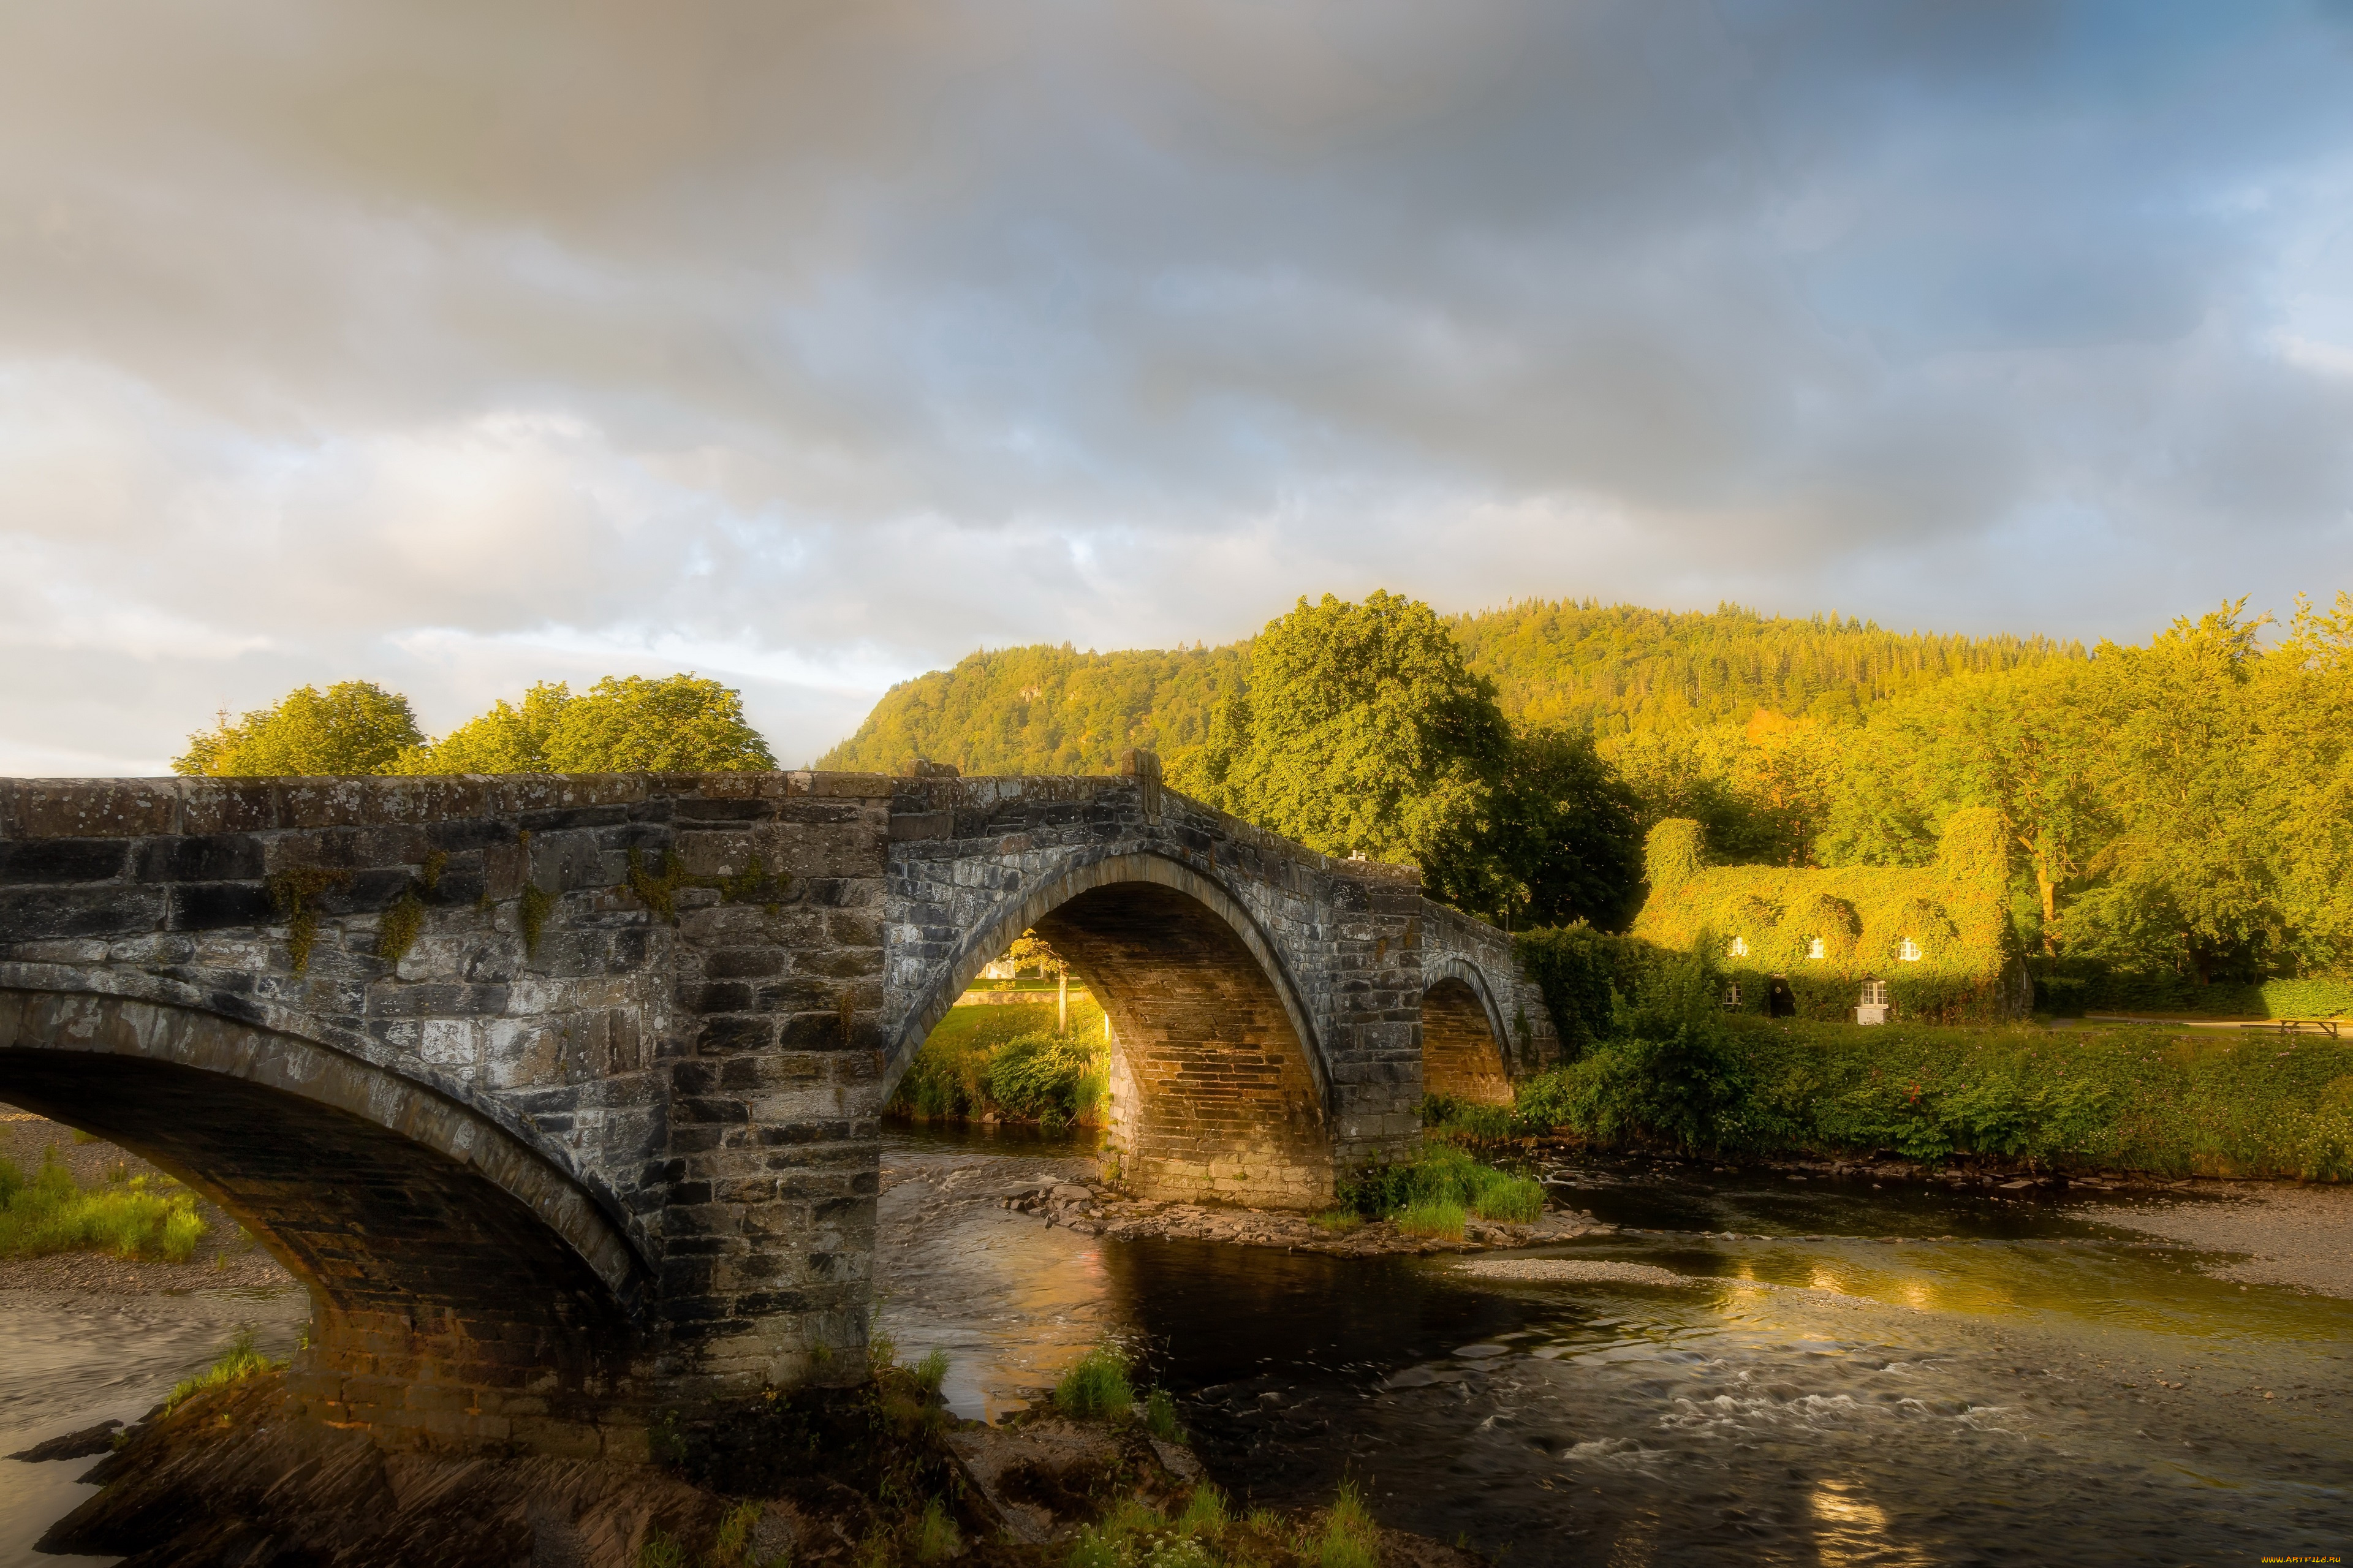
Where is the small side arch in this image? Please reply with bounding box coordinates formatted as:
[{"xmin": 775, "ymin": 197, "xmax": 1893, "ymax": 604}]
[{"xmin": 1419, "ymin": 955, "xmax": 1514, "ymax": 1105}]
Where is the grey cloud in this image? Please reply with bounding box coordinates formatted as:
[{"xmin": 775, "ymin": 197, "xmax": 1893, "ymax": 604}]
[{"xmin": 2, "ymin": 1, "xmax": 2351, "ymax": 771}]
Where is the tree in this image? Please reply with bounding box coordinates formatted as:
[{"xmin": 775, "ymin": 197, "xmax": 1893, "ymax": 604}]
[
  {"xmin": 1172, "ymin": 591, "xmax": 1640, "ymax": 926},
  {"xmin": 2251, "ymin": 593, "xmax": 2353, "ymax": 975},
  {"xmin": 1004, "ymin": 929, "xmax": 1065, "ymax": 979},
  {"xmin": 1602, "ymin": 712, "xmax": 1844, "ymax": 868},
  {"xmin": 1820, "ymin": 663, "xmax": 2107, "ymax": 952},
  {"xmin": 542, "ymin": 674, "xmax": 776, "ymax": 773},
  {"xmin": 174, "ymin": 682, "xmax": 423, "ymax": 776},
  {"xmin": 2074, "ymin": 602, "xmax": 2278, "ymax": 984},
  {"xmin": 1483, "ymin": 726, "xmax": 1643, "ymax": 929},
  {"xmin": 1174, "ymin": 591, "xmax": 1514, "ymax": 911},
  {"xmin": 390, "ymin": 682, "xmax": 571, "ymax": 774}
]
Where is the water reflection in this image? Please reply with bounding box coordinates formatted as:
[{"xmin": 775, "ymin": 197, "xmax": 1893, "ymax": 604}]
[{"xmin": 875, "ymin": 1129, "xmax": 2349, "ymax": 1566}]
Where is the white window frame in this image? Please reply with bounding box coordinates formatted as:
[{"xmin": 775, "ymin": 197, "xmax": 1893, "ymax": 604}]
[
  {"xmin": 1898, "ymin": 936, "xmax": 1922, "ymax": 962},
  {"xmin": 1807, "ymin": 936, "xmax": 1825, "ymax": 960},
  {"xmin": 1729, "ymin": 935, "xmax": 1749, "ymax": 958}
]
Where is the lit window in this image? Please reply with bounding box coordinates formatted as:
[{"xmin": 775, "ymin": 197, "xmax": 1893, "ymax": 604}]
[
  {"xmin": 1730, "ymin": 936, "xmax": 1749, "ymax": 957},
  {"xmin": 1898, "ymin": 937, "xmax": 1922, "ymax": 962},
  {"xmin": 1807, "ymin": 936, "xmax": 1825, "ymax": 960}
]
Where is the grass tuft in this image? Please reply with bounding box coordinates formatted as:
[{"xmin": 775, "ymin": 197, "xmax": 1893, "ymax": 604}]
[
  {"xmin": 1176, "ymin": 1485, "xmax": 1227, "ymax": 1536},
  {"xmin": 1339, "ymin": 1142, "xmax": 1547, "ymax": 1230},
  {"xmin": 1315, "ymin": 1480, "xmax": 1381, "ymax": 1568},
  {"xmin": 1390, "ymin": 1197, "xmax": 1467, "ymax": 1240},
  {"xmin": 1143, "ymin": 1386, "xmax": 1184, "ymax": 1442},
  {"xmin": 0, "ymin": 1149, "xmax": 208, "ymax": 1263},
  {"xmin": 1054, "ymin": 1344, "xmax": 1134, "ymax": 1421},
  {"xmin": 915, "ymin": 1499, "xmax": 961, "ymax": 1562},
  {"xmin": 163, "ymin": 1327, "xmax": 278, "ymax": 1416}
]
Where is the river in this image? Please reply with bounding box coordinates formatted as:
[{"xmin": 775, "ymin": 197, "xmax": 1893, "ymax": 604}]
[{"xmin": 5, "ymin": 1127, "xmax": 2347, "ymax": 1566}]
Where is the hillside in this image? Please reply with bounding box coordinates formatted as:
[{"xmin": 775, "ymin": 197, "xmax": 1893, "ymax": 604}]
[{"xmin": 817, "ymin": 600, "xmax": 2080, "ymax": 775}]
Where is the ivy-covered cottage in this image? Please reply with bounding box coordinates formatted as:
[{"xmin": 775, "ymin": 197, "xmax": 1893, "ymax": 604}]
[{"xmin": 1631, "ymin": 808, "xmax": 2033, "ymax": 1023}]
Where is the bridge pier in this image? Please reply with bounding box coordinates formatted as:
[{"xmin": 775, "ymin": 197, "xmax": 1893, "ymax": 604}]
[{"xmin": 0, "ymin": 766, "xmax": 1556, "ymax": 1455}]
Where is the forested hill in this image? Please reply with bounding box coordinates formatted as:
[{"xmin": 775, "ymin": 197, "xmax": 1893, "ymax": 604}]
[
  {"xmin": 817, "ymin": 600, "xmax": 2080, "ymax": 774},
  {"xmin": 1453, "ymin": 601, "xmax": 2078, "ymax": 735}
]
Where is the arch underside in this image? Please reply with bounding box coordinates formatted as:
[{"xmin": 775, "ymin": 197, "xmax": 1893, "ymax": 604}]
[
  {"xmin": 0, "ymin": 990, "xmax": 646, "ymax": 1449},
  {"xmin": 1420, "ymin": 974, "xmax": 1512, "ymax": 1105},
  {"xmin": 1036, "ymin": 882, "xmax": 1333, "ymax": 1210}
]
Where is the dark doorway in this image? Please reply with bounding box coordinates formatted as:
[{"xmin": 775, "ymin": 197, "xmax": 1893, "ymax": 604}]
[{"xmin": 1767, "ymin": 976, "xmax": 1797, "ymax": 1018}]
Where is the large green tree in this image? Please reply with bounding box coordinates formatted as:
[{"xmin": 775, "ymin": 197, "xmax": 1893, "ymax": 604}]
[
  {"xmin": 397, "ymin": 675, "xmax": 776, "ymax": 774},
  {"xmin": 1173, "ymin": 591, "xmax": 1638, "ymax": 925},
  {"xmin": 2071, "ymin": 603, "xmax": 2283, "ymax": 984},
  {"xmin": 541, "ymin": 675, "xmax": 775, "ymax": 772},
  {"xmin": 175, "ymin": 682, "xmax": 424, "ymax": 776},
  {"xmin": 1820, "ymin": 662, "xmax": 2107, "ymax": 952}
]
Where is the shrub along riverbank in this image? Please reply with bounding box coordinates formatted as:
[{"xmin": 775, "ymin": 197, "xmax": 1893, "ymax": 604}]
[
  {"xmin": 1488, "ymin": 925, "xmax": 2353, "ymax": 1180},
  {"xmin": 1432, "ymin": 960, "xmax": 2353, "ymax": 1180},
  {"xmin": 890, "ymin": 996, "xmax": 1110, "ymax": 1129}
]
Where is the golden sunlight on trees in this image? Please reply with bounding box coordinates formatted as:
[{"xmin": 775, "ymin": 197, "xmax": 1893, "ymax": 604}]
[
  {"xmin": 177, "ymin": 673, "xmax": 775, "ymax": 778},
  {"xmin": 173, "ymin": 682, "xmax": 425, "ymax": 777},
  {"xmin": 1173, "ymin": 591, "xmax": 1642, "ymax": 928}
]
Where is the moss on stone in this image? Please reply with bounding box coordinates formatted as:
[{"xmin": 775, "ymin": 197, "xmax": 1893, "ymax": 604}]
[
  {"xmin": 376, "ymin": 893, "xmax": 425, "ymax": 966},
  {"xmin": 267, "ymin": 868, "xmax": 354, "ymax": 976},
  {"xmin": 518, "ymin": 883, "xmax": 555, "ymax": 955}
]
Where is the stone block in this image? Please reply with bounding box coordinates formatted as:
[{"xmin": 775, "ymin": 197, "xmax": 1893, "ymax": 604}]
[
  {"xmin": 0, "ymin": 837, "xmax": 131, "ymax": 884},
  {"xmin": 0, "ymin": 884, "xmax": 168, "ymax": 939}
]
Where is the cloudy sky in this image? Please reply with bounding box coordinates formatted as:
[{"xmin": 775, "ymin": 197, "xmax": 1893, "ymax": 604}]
[{"xmin": 4, "ymin": 1, "xmax": 2350, "ymax": 773}]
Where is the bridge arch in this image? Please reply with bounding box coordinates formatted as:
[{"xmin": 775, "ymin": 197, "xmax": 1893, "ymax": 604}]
[
  {"xmin": 1419, "ymin": 955, "xmax": 1514, "ymax": 1105},
  {"xmin": 0, "ymin": 985, "xmax": 653, "ymax": 1451},
  {"xmin": 887, "ymin": 850, "xmax": 1334, "ymax": 1208}
]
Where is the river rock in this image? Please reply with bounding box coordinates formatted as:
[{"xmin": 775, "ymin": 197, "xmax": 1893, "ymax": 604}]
[{"xmin": 8, "ymin": 1418, "xmax": 121, "ymax": 1461}]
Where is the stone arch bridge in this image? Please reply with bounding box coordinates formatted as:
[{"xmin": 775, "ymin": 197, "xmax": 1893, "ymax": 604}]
[{"xmin": 0, "ymin": 759, "xmax": 1556, "ymax": 1456}]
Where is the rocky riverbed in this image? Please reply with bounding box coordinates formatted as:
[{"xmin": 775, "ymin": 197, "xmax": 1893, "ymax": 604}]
[{"xmin": 990, "ymin": 1177, "xmax": 1607, "ymax": 1254}]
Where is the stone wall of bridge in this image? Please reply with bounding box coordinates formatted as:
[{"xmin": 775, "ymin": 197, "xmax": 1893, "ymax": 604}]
[{"xmin": 0, "ymin": 763, "xmax": 1558, "ymax": 1455}]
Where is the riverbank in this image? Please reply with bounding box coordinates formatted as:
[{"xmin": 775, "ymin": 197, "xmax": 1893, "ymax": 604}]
[
  {"xmin": 1, "ymin": 1113, "xmax": 297, "ymax": 1293},
  {"xmin": 26, "ymin": 1346, "xmax": 1479, "ymax": 1568}
]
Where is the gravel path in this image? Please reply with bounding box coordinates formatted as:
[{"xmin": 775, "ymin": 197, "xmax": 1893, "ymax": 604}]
[{"xmin": 2069, "ymin": 1181, "xmax": 2353, "ymax": 1298}]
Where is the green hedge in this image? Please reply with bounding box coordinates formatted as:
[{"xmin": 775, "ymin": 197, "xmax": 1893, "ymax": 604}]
[
  {"xmin": 2029, "ymin": 960, "xmax": 2353, "ymax": 1020},
  {"xmin": 1503, "ymin": 1016, "xmax": 2353, "ymax": 1180},
  {"xmin": 1512, "ymin": 923, "xmax": 1670, "ymax": 1055}
]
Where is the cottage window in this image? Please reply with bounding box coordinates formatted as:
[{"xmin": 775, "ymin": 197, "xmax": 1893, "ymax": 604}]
[
  {"xmin": 1898, "ymin": 937, "xmax": 1922, "ymax": 962},
  {"xmin": 1807, "ymin": 936, "xmax": 1825, "ymax": 960},
  {"xmin": 1722, "ymin": 983, "xmax": 1742, "ymax": 1010},
  {"xmin": 1729, "ymin": 936, "xmax": 1749, "ymax": 958},
  {"xmin": 1860, "ymin": 980, "xmax": 1889, "ymax": 1007}
]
